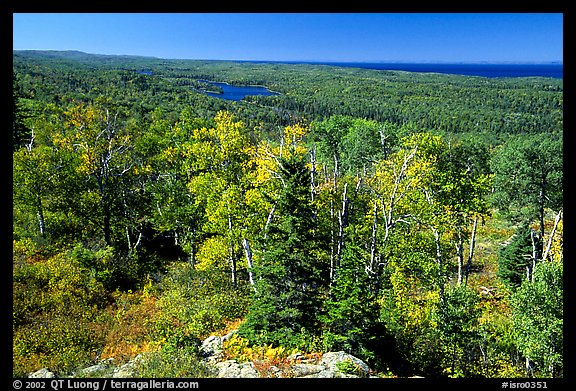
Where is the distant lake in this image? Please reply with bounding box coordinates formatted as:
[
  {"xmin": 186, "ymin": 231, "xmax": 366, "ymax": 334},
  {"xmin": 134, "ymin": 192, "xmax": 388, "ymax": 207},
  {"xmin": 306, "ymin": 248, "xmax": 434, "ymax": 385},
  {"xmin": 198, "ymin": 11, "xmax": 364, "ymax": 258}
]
[
  {"xmin": 200, "ymin": 81, "xmax": 279, "ymax": 101},
  {"xmin": 286, "ymin": 62, "xmax": 564, "ymax": 79}
]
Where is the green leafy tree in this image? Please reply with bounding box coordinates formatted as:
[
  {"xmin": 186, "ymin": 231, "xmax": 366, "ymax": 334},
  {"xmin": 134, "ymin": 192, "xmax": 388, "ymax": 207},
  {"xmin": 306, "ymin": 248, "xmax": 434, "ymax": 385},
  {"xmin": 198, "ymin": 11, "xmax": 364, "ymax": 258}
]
[
  {"xmin": 431, "ymin": 140, "xmax": 492, "ymax": 286},
  {"xmin": 62, "ymin": 99, "xmax": 138, "ymax": 247},
  {"xmin": 510, "ymin": 260, "xmax": 563, "ymax": 377},
  {"xmin": 491, "ymin": 133, "xmax": 563, "ymax": 259},
  {"xmin": 13, "ymin": 103, "xmax": 86, "ymax": 245},
  {"xmin": 145, "ymin": 107, "xmax": 211, "ymax": 265}
]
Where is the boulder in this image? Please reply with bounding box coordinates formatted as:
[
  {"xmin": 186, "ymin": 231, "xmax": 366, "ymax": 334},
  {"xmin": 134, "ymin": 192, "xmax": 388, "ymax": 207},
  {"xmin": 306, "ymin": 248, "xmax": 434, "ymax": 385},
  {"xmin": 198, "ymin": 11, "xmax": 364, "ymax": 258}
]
[
  {"xmin": 28, "ymin": 368, "xmax": 55, "ymax": 378},
  {"xmin": 221, "ymin": 329, "xmax": 237, "ymax": 342},
  {"xmin": 214, "ymin": 360, "xmax": 259, "ymax": 378},
  {"xmin": 200, "ymin": 335, "xmax": 223, "ymax": 358},
  {"xmin": 111, "ymin": 354, "xmax": 143, "ymax": 378},
  {"xmin": 320, "ymin": 351, "xmax": 371, "ymax": 377},
  {"xmin": 75, "ymin": 358, "xmax": 115, "ymax": 377},
  {"xmin": 288, "ymin": 363, "xmax": 325, "ymax": 377}
]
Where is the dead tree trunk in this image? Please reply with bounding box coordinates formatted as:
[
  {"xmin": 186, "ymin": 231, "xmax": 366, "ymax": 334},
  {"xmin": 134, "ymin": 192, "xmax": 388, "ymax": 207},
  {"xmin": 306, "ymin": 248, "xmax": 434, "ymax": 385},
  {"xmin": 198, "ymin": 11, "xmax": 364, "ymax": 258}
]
[
  {"xmin": 242, "ymin": 237, "xmax": 257, "ymax": 292},
  {"xmin": 334, "ymin": 182, "xmax": 349, "ymax": 283},
  {"xmin": 456, "ymin": 229, "xmax": 465, "ymax": 286},
  {"xmin": 228, "ymin": 214, "xmax": 237, "ymax": 289},
  {"xmin": 464, "ymin": 217, "xmax": 478, "ymax": 286},
  {"xmin": 369, "ymin": 201, "xmax": 378, "ymax": 274},
  {"xmin": 542, "ymin": 208, "xmax": 562, "ymax": 262},
  {"xmin": 433, "ymin": 227, "xmax": 446, "ymax": 305},
  {"xmin": 36, "ymin": 195, "xmax": 46, "ymax": 238}
]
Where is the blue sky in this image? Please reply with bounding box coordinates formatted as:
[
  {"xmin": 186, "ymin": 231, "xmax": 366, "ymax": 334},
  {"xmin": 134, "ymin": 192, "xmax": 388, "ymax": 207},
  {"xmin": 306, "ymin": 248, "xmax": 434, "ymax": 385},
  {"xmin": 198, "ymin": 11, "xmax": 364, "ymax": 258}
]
[{"xmin": 12, "ymin": 13, "xmax": 563, "ymax": 63}]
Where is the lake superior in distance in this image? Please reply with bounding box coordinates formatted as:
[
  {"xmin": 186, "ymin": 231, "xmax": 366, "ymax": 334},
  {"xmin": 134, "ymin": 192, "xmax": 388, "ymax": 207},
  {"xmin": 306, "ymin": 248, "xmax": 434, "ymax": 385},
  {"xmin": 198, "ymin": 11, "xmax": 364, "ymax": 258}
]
[{"xmin": 250, "ymin": 61, "xmax": 563, "ymax": 79}]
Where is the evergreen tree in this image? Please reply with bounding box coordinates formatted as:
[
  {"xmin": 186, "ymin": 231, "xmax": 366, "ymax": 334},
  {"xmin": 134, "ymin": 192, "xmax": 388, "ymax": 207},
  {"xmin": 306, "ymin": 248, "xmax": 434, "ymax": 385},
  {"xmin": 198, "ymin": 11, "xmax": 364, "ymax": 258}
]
[
  {"xmin": 321, "ymin": 244, "xmax": 385, "ymax": 363},
  {"xmin": 435, "ymin": 285, "xmax": 481, "ymax": 377},
  {"xmin": 238, "ymin": 155, "xmax": 327, "ymax": 348},
  {"xmin": 497, "ymin": 223, "xmax": 536, "ymax": 288}
]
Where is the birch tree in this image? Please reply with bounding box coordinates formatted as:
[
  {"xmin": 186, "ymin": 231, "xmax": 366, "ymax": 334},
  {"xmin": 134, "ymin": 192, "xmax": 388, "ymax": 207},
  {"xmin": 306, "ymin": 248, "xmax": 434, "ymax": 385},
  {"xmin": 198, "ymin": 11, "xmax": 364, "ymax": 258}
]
[{"xmin": 63, "ymin": 101, "xmax": 136, "ymax": 247}]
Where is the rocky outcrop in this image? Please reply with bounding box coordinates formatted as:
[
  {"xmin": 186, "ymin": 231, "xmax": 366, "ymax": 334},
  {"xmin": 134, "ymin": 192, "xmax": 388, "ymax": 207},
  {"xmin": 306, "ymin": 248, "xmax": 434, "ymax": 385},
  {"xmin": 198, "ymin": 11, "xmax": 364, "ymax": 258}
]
[
  {"xmin": 28, "ymin": 368, "xmax": 55, "ymax": 378},
  {"xmin": 200, "ymin": 331, "xmax": 374, "ymax": 378},
  {"xmin": 199, "ymin": 329, "xmax": 237, "ymax": 364},
  {"xmin": 213, "ymin": 360, "xmax": 260, "ymax": 378},
  {"xmin": 27, "ymin": 355, "xmax": 143, "ymax": 379},
  {"xmin": 27, "ymin": 331, "xmax": 375, "ymax": 379}
]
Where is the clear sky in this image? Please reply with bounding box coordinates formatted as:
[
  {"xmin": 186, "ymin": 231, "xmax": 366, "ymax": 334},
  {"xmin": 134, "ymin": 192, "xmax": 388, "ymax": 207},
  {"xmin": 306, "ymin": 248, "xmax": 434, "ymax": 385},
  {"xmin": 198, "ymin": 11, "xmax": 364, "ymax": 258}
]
[{"xmin": 12, "ymin": 13, "xmax": 563, "ymax": 63}]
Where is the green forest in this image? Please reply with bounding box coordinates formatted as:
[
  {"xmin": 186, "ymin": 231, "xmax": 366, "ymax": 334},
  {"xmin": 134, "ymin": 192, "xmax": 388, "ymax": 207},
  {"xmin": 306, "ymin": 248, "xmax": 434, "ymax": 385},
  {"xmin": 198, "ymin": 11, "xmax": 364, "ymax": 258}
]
[{"xmin": 12, "ymin": 50, "xmax": 563, "ymax": 379}]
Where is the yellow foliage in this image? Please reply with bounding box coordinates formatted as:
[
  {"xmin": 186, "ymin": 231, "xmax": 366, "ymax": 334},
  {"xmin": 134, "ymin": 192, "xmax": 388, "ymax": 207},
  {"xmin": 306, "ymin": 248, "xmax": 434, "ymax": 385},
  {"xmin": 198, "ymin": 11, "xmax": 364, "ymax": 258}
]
[
  {"xmin": 195, "ymin": 236, "xmax": 229, "ymax": 271},
  {"xmin": 548, "ymin": 218, "xmax": 563, "ymax": 263},
  {"xmin": 51, "ymin": 132, "xmax": 73, "ymax": 151},
  {"xmin": 77, "ymin": 150, "xmax": 97, "ymax": 175},
  {"xmin": 223, "ymin": 334, "xmax": 300, "ymax": 365},
  {"xmin": 388, "ymin": 265, "xmax": 439, "ymax": 332}
]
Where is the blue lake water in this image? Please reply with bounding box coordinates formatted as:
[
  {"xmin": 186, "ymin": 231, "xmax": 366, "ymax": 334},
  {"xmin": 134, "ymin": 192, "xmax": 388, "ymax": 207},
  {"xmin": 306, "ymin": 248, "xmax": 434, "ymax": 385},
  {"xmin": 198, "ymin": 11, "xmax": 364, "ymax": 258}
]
[
  {"xmin": 201, "ymin": 81, "xmax": 279, "ymax": 101},
  {"xmin": 286, "ymin": 62, "xmax": 564, "ymax": 79}
]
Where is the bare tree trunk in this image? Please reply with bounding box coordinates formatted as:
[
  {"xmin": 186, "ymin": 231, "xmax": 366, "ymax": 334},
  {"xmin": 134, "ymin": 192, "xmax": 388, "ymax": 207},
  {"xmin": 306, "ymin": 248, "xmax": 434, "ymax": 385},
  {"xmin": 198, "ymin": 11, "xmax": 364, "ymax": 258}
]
[
  {"xmin": 126, "ymin": 226, "xmax": 132, "ymax": 252},
  {"xmin": 433, "ymin": 227, "xmax": 445, "ymax": 304},
  {"xmin": 242, "ymin": 237, "xmax": 257, "ymax": 292},
  {"xmin": 456, "ymin": 229, "xmax": 465, "ymax": 285},
  {"xmin": 228, "ymin": 214, "xmax": 237, "ymax": 289},
  {"xmin": 263, "ymin": 201, "xmax": 277, "ymax": 241},
  {"xmin": 36, "ymin": 195, "xmax": 46, "ymax": 237},
  {"xmin": 329, "ymin": 154, "xmax": 339, "ymax": 282},
  {"xmin": 310, "ymin": 146, "xmax": 317, "ymax": 202},
  {"xmin": 369, "ymin": 201, "xmax": 378, "ymax": 273},
  {"xmin": 542, "ymin": 208, "xmax": 562, "ymax": 262},
  {"xmin": 464, "ymin": 217, "xmax": 478, "ymax": 286},
  {"xmin": 335, "ymin": 183, "xmax": 349, "ymax": 282},
  {"xmin": 329, "ymin": 197, "xmax": 336, "ymax": 282}
]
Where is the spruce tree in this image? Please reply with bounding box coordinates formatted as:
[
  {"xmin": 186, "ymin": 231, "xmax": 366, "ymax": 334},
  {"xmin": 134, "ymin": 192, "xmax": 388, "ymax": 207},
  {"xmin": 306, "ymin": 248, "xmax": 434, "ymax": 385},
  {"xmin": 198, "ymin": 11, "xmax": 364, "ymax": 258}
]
[
  {"xmin": 321, "ymin": 244, "xmax": 384, "ymax": 361},
  {"xmin": 238, "ymin": 155, "xmax": 327, "ymax": 348},
  {"xmin": 497, "ymin": 223, "xmax": 535, "ymax": 288}
]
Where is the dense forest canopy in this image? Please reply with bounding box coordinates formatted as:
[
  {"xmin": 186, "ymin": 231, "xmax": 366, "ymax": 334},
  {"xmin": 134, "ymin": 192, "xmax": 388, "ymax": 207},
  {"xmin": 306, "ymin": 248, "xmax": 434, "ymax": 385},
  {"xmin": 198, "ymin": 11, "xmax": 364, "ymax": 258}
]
[{"xmin": 12, "ymin": 50, "xmax": 563, "ymax": 379}]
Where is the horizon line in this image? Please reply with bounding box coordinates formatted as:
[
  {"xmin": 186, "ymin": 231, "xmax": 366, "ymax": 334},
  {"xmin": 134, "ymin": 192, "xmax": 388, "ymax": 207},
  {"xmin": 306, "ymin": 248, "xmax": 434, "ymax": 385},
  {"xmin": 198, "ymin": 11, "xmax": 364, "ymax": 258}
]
[{"xmin": 13, "ymin": 49, "xmax": 563, "ymax": 65}]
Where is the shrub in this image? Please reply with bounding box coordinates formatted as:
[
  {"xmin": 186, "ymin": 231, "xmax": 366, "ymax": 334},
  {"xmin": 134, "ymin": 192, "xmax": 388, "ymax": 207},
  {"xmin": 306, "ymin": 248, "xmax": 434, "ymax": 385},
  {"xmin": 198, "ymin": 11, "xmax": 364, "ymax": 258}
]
[
  {"xmin": 13, "ymin": 250, "xmax": 109, "ymax": 377},
  {"xmin": 152, "ymin": 263, "xmax": 250, "ymax": 350},
  {"xmin": 134, "ymin": 348, "xmax": 215, "ymax": 378}
]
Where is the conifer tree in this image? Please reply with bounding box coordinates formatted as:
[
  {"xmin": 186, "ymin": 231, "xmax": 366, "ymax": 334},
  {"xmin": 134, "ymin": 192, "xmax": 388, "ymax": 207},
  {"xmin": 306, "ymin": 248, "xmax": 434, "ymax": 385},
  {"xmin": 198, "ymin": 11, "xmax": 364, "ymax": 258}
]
[
  {"xmin": 321, "ymin": 244, "xmax": 384, "ymax": 362},
  {"xmin": 497, "ymin": 223, "xmax": 536, "ymax": 288},
  {"xmin": 238, "ymin": 155, "xmax": 327, "ymax": 348}
]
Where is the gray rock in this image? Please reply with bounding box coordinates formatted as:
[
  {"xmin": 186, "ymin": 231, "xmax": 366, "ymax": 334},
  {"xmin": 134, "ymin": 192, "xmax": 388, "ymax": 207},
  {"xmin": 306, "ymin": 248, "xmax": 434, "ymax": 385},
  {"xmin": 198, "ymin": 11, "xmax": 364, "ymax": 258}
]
[
  {"xmin": 28, "ymin": 368, "xmax": 55, "ymax": 378},
  {"xmin": 239, "ymin": 362, "xmax": 260, "ymax": 378},
  {"xmin": 286, "ymin": 352, "xmax": 305, "ymax": 362},
  {"xmin": 320, "ymin": 351, "xmax": 370, "ymax": 377},
  {"xmin": 75, "ymin": 359, "xmax": 115, "ymax": 377},
  {"xmin": 221, "ymin": 329, "xmax": 237, "ymax": 342},
  {"xmin": 302, "ymin": 368, "xmax": 340, "ymax": 378},
  {"xmin": 111, "ymin": 354, "xmax": 143, "ymax": 378},
  {"xmin": 214, "ymin": 360, "xmax": 259, "ymax": 378},
  {"xmin": 289, "ymin": 363, "xmax": 325, "ymax": 377},
  {"xmin": 200, "ymin": 335, "xmax": 223, "ymax": 358}
]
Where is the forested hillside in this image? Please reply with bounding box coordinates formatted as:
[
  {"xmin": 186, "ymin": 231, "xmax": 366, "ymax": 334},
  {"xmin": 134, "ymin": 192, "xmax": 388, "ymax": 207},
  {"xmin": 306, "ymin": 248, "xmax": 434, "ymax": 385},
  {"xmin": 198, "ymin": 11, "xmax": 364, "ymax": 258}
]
[{"xmin": 13, "ymin": 51, "xmax": 563, "ymax": 379}]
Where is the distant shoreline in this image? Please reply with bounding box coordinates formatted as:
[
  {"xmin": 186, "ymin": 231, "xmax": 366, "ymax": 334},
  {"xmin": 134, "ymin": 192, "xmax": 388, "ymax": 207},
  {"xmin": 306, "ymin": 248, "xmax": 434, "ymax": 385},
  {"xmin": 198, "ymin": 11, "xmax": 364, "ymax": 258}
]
[{"xmin": 258, "ymin": 61, "xmax": 564, "ymax": 79}]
